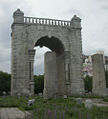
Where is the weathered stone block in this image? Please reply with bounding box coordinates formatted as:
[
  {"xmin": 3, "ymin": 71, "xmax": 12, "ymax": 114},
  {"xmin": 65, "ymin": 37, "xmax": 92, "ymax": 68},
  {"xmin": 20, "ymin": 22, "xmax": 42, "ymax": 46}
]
[{"xmin": 85, "ymin": 99, "xmax": 93, "ymax": 109}]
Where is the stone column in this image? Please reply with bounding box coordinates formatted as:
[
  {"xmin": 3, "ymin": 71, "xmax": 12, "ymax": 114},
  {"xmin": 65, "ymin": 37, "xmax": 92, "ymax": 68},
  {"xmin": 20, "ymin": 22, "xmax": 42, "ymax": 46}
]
[
  {"xmin": 11, "ymin": 9, "xmax": 25, "ymax": 96},
  {"xmin": 43, "ymin": 51, "xmax": 58, "ymax": 99},
  {"xmin": 92, "ymin": 54, "xmax": 107, "ymax": 96},
  {"xmin": 64, "ymin": 51, "xmax": 71, "ymax": 96},
  {"xmin": 65, "ymin": 63, "xmax": 70, "ymax": 81},
  {"xmin": 28, "ymin": 49, "xmax": 35, "ymax": 96},
  {"xmin": 56, "ymin": 53, "xmax": 65, "ymax": 97},
  {"xmin": 69, "ymin": 15, "xmax": 84, "ymax": 95}
]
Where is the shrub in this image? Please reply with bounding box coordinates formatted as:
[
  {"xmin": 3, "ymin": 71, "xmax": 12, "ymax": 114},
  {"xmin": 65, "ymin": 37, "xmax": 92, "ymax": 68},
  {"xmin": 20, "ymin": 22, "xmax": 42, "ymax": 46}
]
[
  {"xmin": 34, "ymin": 75, "xmax": 44, "ymax": 94},
  {"xmin": 0, "ymin": 71, "xmax": 11, "ymax": 95},
  {"xmin": 84, "ymin": 75, "xmax": 93, "ymax": 92}
]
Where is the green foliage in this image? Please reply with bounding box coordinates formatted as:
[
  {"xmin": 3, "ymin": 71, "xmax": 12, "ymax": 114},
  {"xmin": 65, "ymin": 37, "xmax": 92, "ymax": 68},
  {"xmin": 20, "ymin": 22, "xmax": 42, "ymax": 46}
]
[
  {"xmin": 0, "ymin": 96, "xmax": 28, "ymax": 108},
  {"xmin": 84, "ymin": 75, "xmax": 93, "ymax": 92},
  {"xmin": 103, "ymin": 97, "xmax": 108, "ymax": 102},
  {"xmin": 0, "ymin": 71, "xmax": 44, "ymax": 95},
  {"xmin": 0, "ymin": 71, "xmax": 11, "ymax": 95},
  {"xmin": 105, "ymin": 70, "xmax": 108, "ymax": 88},
  {"xmin": 84, "ymin": 71, "xmax": 108, "ymax": 92},
  {"xmin": 34, "ymin": 75, "xmax": 44, "ymax": 94}
]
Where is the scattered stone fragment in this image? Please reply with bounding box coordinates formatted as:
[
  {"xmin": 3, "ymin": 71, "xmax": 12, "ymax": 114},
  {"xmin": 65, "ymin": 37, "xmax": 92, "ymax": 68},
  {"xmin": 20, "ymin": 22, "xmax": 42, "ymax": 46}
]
[
  {"xmin": 28, "ymin": 99, "xmax": 35, "ymax": 106},
  {"xmin": 85, "ymin": 99, "xmax": 93, "ymax": 109}
]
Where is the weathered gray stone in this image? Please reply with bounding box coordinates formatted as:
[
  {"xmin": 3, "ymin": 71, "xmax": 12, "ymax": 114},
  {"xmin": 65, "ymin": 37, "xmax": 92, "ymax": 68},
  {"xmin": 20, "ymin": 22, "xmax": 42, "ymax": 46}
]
[
  {"xmin": 85, "ymin": 99, "xmax": 93, "ymax": 109},
  {"xmin": 11, "ymin": 9, "xmax": 84, "ymax": 98},
  {"xmin": 92, "ymin": 54, "xmax": 108, "ymax": 96},
  {"xmin": 28, "ymin": 99, "xmax": 35, "ymax": 106},
  {"xmin": 43, "ymin": 52, "xmax": 58, "ymax": 99}
]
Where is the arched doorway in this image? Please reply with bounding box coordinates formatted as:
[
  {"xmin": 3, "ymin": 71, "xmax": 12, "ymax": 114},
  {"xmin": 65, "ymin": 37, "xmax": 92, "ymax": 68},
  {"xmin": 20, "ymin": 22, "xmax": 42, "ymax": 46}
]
[
  {"xmin": 34, "ymin": 46, "xmax": 51, "ymax": 75},
  {"xmin": 35, "ymin": 36, "xmax": 64, "ymax": 54}
]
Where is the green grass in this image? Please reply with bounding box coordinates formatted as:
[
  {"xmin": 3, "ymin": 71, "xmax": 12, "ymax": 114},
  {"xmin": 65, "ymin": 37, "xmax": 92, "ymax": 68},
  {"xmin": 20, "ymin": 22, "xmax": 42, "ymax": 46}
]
[
  {"xmin": 103, "ymin": 97, "xmax": 108, "ymax": 102},
  {"xmin": 0, "ymin": 96, "xmax": 28, "ymax": 108},
  {"xmin": 0, "ymin": 96, "xmax": 108, "ymax": 119}
]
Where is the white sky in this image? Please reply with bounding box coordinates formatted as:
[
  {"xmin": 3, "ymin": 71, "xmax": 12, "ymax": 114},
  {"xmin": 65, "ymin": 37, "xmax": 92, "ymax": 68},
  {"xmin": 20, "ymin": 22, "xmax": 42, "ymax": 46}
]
[{"xmin": 0, "ymin": 0, "xmax": 108, "ymax": 74}]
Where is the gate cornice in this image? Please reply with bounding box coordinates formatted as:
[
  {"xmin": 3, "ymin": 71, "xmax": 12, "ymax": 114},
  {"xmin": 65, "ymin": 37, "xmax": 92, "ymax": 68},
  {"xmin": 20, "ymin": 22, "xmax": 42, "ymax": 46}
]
[{"xmin": 12, "ymin": 9, "xmax": 82, "ymax": 29}]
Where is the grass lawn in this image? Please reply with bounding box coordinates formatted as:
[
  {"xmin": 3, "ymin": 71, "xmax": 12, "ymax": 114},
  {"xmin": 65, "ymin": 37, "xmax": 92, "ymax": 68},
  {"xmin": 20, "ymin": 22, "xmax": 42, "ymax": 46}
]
[{"xmin": 0, "ymin": 96, "xmax": 108, "ymax": 119}]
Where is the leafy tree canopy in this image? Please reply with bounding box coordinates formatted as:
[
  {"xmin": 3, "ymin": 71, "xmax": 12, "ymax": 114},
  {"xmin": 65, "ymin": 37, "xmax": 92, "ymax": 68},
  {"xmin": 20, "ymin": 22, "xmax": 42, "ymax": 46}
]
[
  {"xmin": 84, "ymin": 75, "xmax": 93, "ymax": 92},
  {"xmin": 34, "ymin": 75, "xmax": 44, "ymax": 94},
  {"xmin": 0, "ymin": 71, "xmax": 11, "ymax": 95},
  {"xmin": 105, "ymin": 70, "xmax": 108, "ymax": 88}
]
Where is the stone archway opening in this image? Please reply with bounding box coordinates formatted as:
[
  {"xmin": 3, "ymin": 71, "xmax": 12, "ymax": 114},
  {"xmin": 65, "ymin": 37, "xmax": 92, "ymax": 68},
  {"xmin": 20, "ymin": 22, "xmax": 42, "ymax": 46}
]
[
  {"xmin": 33, "ymin": 46, "xmax": 50, "ymax": 95},
  {"xmin": 35, "ymin": 36, "xmax": 64, "ymax": 55},
  {"xmin": 34, "ymin": 46, "xmax": 51, "ymax": 75},
  {"xmin": 34, "ymin": 36, "xmax": 65, "ymax": 98}
]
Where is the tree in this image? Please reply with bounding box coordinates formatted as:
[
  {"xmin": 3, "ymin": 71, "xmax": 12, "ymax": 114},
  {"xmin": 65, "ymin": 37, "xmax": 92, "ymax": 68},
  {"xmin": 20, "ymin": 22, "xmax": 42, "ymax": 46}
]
[
  {"xmin": 105, "ymin": 70, "xmax": 108, "ymax": 88},
  {"xmin": 84, "ymin": 75, "xmax": 93, "ymax": 92},
  {"xmin": 34, "ymin": 75, "xmax": 44, "ymax": 94},
  {"xmin": 0, "ymin": 72, "xmax": 44, "ymax": 95},
  {"xmin": 0, "ymin": 71, "xmax": 11, "ymax": 95}
]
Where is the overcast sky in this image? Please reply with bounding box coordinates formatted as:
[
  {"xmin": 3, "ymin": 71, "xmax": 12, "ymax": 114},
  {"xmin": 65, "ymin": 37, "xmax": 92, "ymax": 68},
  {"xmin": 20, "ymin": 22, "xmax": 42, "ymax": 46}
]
[{"xmin": 0, "ymin": 0, "xmax": 108, "ymax": 74}]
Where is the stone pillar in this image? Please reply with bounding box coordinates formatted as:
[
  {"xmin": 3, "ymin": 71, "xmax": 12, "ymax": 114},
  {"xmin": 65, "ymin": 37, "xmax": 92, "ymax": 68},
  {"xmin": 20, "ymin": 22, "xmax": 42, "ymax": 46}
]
[
  {"xmin": 56, "ymin": 53, "xmax": 65, "ymax": 97},
  {"xmin": 28, "ymin": 49, "xmax": 35, "ymax": 96},
  {"xmin": 11, "ymin": 9, "xmax": 25, "ymax": 96},
  {"xmin": 43, "ymin": 52, "xmax": 58, "ymax": 99},
  {"xmin": 92, "ymin": 54, "xmax": 107, "ymax": 96},
  {"xmin": 65, "ymin": 63, "xmax": 70, "ymax": 81},
  {"xmin": 65, "ymin": 51, "xmax": 70, "ymax": 82},
  {"xmin": 64, "ymin": 51, "xmax": 71, "ymax": 96},
  {"xmin": 69, "ymin": 15, "xmax": 84, "ymax": 95}
]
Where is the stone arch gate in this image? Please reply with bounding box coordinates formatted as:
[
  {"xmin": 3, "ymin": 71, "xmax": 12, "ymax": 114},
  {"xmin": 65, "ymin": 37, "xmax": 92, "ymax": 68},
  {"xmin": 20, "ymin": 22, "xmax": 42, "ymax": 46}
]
[{"xmin": 11, "ymin": 9, "xmax": 84, "ymax": 98}]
